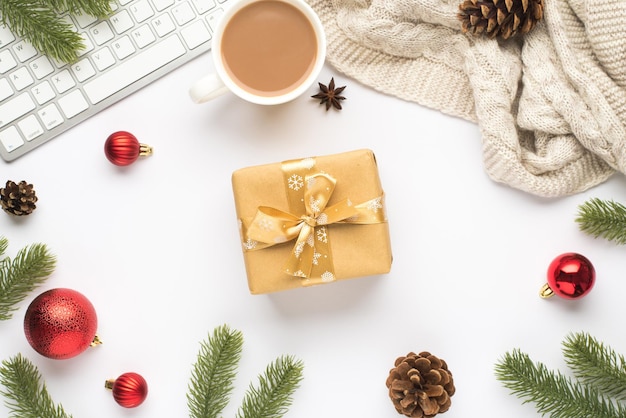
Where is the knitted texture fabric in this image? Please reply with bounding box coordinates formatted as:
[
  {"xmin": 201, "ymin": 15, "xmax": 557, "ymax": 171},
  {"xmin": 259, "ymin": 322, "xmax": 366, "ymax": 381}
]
[{"xmin": 308, "ymin": 0, "xmax": 626, "ymax": 197}]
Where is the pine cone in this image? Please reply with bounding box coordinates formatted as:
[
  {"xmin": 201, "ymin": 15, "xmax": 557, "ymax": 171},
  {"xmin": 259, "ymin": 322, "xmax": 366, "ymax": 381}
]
[
  {"xmin": 0, "ymin": 180, "xmax": 38, "ymax": 216},
  {"xmin": 386, "ymin": 352, "xmax": 455, "ymax": 418},
  {"xmin": 458, "ymin": 0, "xmax": 544, "ymax": 40}
]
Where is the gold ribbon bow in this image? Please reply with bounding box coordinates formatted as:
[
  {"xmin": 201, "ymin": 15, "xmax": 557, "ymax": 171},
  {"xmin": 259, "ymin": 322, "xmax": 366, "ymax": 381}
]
[{"xmin": 241, "ymin": 157, "xmax": 386, "ymax": 284}]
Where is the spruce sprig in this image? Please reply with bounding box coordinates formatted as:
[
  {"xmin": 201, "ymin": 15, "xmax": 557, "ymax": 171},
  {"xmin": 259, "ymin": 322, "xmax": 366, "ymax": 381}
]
[
  {"xmin": 495, "ymin": 332, "xmax": 626, "ymax": 418},
  {"xmin": 0, "ymin": 237, "xmax": 56, "ymax": 321},
  {"xmin": 563, "ymin": 332, "xmax": 626, "ymax": 401},
  {"xmin": 236, "ymin": 355, "xmax": 304, "ymax": 418},
  {"xmin": 0, "ymin": 0, "xmax": 113, "ymax": 63},
  {"xmin": 188, "ymin": 325, "xmax": 304, "ymax": 418},
  {"xmin": 188, "ymin": 324, "xmax": 244, "ymax": 418},
  {"xmin": 576, "ymin": 198, "xmax": 626, "ymax": 245},
  {"xmin": 0, "ymin": 354, "xmax": 72, "ymax": 418}
]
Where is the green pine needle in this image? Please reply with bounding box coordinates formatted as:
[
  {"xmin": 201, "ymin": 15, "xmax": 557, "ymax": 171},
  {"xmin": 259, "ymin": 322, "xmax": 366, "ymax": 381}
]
[
  {"xmin": 0, "ymin": 0, "xmax": 113, "ymax": 63},
  {"xmin": 576, "ymin": 198, "xmax": 626, "ymax": 245},
  {"xmin": 0, "ymin": 354, "xmax": 72, "ymax": 418},
  {"xmin": 187, "ymin": 324, "xmax": 244, "ymax": 418},
  {"xmin": 236, "ymin": 355, "xmax": 304, "ymax": 418},
  {"xmin": 0, "ymin": 238, "xmax": 56, "ymax": 321},
  {"xmin": 563, "ymin": 332, "xmax": 626, "ymax": 401},
  {"xmin": 495, "ymin": 341, "xmax": 626, "ymax": 418}
]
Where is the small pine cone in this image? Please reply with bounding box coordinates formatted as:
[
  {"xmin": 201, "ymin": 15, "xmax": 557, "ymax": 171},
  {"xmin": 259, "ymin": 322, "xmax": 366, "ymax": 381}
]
[
  {"xmin": 0, "ymin": 180, "xmax": 38, "ymax": 216},
  {"xmin": 386, "ymin": 352, "xmax": 455, "ymax": 418},
  {"xmin": 458, "ymin": 0, "xmax": 544, "ymax": 40}
]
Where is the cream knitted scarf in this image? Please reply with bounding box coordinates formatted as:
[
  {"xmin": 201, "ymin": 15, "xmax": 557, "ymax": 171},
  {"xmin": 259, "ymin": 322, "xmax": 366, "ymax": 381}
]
[{"xmin": 308, "ymin": 0, "xmax": 626, "ymax": 197}]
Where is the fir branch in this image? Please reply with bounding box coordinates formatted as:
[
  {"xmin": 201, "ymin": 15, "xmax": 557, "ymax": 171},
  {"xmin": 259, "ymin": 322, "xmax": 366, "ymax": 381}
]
[
  {"xmin": 187, "ymin": 324, "xmax": 244, "ymax": 418},
  {"xmin": 576, "ymin": 198, "xmax": 626, "ymax": 245},
  {"xmin": 0, "ymin": 237, "xmax": 8, "ymax": 257},
  {"xmin": 0, "ymin": 241, "xmax": 56, "ymax": 321},
  {"xmin": 495, "ymin": 349, "xmax": 626, "ymax": 418},
  {"xmin": 0, "ymin": 0, "xmax": 83, "ymax": 63},
  {"xmin": 236, "ymin": 355, "xmax": 304, "ymax": 418},
  {"xmin": 0, "ymin": 353, "xmax": 72, "ymax": 418},
  {"xmin": 563, "ymin": 332, "xmax": 626, "ymax": 401}
]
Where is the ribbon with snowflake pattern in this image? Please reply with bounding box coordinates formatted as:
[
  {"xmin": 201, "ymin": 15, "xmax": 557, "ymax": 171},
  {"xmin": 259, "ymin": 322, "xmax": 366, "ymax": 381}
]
[{"xmin": 241, "ymin": 156, "xmax": 386, "ymax": 285}]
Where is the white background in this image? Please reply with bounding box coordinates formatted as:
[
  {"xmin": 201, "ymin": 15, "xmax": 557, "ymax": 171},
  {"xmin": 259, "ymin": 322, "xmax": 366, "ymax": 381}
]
[{"xmin": 1, "ymin": 48, "xmax": 626, "ymax": 418}]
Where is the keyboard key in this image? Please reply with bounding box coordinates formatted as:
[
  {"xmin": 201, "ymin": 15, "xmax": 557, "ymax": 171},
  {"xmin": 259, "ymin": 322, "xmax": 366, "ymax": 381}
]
[
  {"xmin": 84, "ymin": 34, "xmax": 186, "ymax": 104},
  {"xmin": 38, "ymin": 103, "xmax": 64, "ymax": 129},
  {"xmin": 111, "ymin": 10, "xmax": 134, "ymax": 34},
  {"xmin": 131, "ymin": 25, "xmax": 156, "ymax": 48},
  {"xmin": 0, "ymin": 78, "xmax": 13, "ymax": 101},
  {"xmin": 91, "ymin": 21, "xmax": 115, "ymax": 45},
  {"xmin": 152, "ymin": 0, "xmax": 175, "ymax": 12},
  {"xmin": 0, "ymin": 50, "xmax": 17, "ymax": 74},
  {"xmin": 12, "ymin": 40, "xmax": 38, "ymax": 62},
  {"xmin": 74, "ymin": 13, "xmax": 98, "ymax": 29},
  {"xmin": 29, "ymin": 56, "xmax": 55, "ymax": 79},
  {"xmin": 71, "ymin": 58, "xmax": 96, "ymax": 82},
  {"xmin": 59, "ymin": 90, "xmax": 89, "ymax": 118},
  {"xmin": 181, "ymin": 21, "xmax": 210, "ymax": 50},
  {"xmin": 130, "ymin": 0, "xmax": 155, "ymax": 22},
  {"xmin": 9, "ymin": 67, "xmax": 34, "ymax": 90},
  {"xmin": 51, "ymin": 69, "xmax": 76, "ymax": 93},
  {"xmin": 172, "ymin": 2, "xmax": 196, "ymax": 25},
  {"xmin": 93, "ymin": 47, "xmax": 116, "ymax": 71},
  {"xmin": 31, "ymin": 81, "xmax": 55, "ymax": 105},
  {"xmin": 206, "ymin": 8, "xmax": 224, "ymax": 32},
  {"xmin": 78, "ymin": 32, "xmax": 95, "ymax": 56},
  {"xmin": 152, "ymin": 14, "xmax": 176, "ymax": 37},
  {"xmin": 112, "ymin": 36, "xmax": 136, "ymax": 59},
  {"xmin": 0, "ymin": 126, "xmax": 24, "ymax": 152},
  {"xmin": 192, "ymin": 0, "xmax": 216, "ymax": 14},
  {"xmin": 18, "ymin": 115, "xmax": 44, "ymax": 141},
  {"xmin": 0, "ymin": 92, "xmax": 36, "ymax": 128},
  {"xmin": 0, "ymin": 25, "xmax": 16, "ymax": 48}
]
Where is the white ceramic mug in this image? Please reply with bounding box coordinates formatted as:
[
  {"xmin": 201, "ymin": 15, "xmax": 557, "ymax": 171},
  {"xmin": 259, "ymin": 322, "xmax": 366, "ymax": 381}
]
[{"xmin": 189, "ymin": 0, "xmax": 326, "ymax": 105}]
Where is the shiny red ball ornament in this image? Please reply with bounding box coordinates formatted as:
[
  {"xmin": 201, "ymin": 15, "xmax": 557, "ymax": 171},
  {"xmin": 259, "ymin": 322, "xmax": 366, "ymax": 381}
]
[
  {"xmin": 24, "ymin": 288, "xmax": 100, "ymax": 359},
  {"xmin": 105, "ymin": 372, "xmax": 148, "ymax": 408},
  {"xmin": 540, "ymin": 252, "xmax": 596, "ymax": 299},
  {"xmin": 104, "ymin": 131, "xmax": 153, "ymax": 166}
]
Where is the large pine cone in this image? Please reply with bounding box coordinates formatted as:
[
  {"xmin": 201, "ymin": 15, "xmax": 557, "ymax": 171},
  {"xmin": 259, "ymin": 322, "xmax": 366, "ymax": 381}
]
[
  {"xmin": 386, "ymin": 352, "xmax": 455, "ymax": 417},
  {"xmin": 0, "ymin": 180, "xmax": 38, "ymax": 216},
  {"xmin": 458, "ymin": 0, "xmax": 544, "ymax": 40}
]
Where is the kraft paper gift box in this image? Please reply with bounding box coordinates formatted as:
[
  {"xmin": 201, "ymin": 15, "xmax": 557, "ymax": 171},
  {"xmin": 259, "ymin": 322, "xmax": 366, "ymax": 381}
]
[{"xmin": 232, "ymin": 149, "xmax": 392, "ymax": 294}]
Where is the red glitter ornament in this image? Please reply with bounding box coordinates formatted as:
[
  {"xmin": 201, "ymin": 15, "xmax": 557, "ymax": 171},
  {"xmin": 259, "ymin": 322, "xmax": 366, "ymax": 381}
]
[
  {"xmin": 540, "ymin": 252, "xmax": 596, "ymax": 299},
  {"xmin": 24, "ymin": 288, "xmax": 100, "ymax": 359},
  {"xmin": 105, "ymin": 372, "xmax": 148, "ymax": 408},
  {"xmin": 104, "ymin": 131, "xmax": 153, "ymax": 166}
]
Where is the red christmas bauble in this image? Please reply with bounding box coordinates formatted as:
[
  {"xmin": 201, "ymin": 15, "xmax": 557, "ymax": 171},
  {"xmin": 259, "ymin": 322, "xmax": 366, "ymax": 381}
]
[
  {"xmin": 24, "ymin": 288, "xmax": 99, "ymax": 359},
  {"xmin": 104, "ymin": 131, "xmax": 153, "ymax": 166},
  {"xmin": 542, "ymin": 252, "xmax": 596, "ymax": 299},
  {"xmin": 106, "ymin": 372, "xmax": 148, "ymax": 408}
]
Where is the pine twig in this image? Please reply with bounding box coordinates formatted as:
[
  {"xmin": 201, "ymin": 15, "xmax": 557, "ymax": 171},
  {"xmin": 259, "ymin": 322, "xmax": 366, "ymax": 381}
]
[
  {"xmin": 495, "ymin": 349, "xmax": 626, "ymax": 418},
  {"xmin": 236, "ymin": 355, "xmax": 304, "ymax": 418},
  {"xmin": 0, "ymin": 354, "xmax": 73, "ymax": 418},
  {"xmin": 187, "ymin": 324, "xmax": 244, "ymax": 418},
  {"xmin": 576, "ymin": 198, "xmax": 626, "ymax": 245},
  {"xmin": 0, "ymin": 0, "xmax": 113, "ymax": 63},
  {"xmin": 0, "ymin": 240, "xmax": 56, "ymax": 321},
  {"xmin": 563, "ymin": 332, "xmax": 626, "ymax": 401}
]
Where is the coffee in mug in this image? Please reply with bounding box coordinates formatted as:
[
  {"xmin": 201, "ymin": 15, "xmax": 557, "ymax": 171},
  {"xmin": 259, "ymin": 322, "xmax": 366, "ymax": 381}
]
[{"xmin": 189, "ymin": 0, "xmax": 326, "ymax": 105}]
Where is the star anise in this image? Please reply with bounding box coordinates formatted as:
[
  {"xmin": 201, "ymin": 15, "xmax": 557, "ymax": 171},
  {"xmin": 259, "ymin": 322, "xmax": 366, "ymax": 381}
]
[{"xmin": 312, "ymin": 77, "xmax": 346, "ymax": 111}]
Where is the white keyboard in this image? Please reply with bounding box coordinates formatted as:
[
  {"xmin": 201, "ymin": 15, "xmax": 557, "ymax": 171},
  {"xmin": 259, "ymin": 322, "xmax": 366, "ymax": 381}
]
[{"xmin": 0, "ymin": 0, "xmax": 228, "ymax": 162}]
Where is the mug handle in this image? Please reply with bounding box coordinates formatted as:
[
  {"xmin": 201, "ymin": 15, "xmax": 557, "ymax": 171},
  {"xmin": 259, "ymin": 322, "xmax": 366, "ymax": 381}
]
[{"xmin": 189, "ymin": 73, "xmax": 230, "ymax": 104}]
